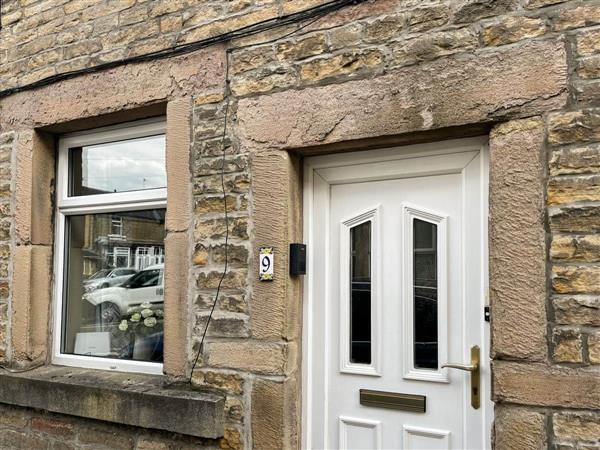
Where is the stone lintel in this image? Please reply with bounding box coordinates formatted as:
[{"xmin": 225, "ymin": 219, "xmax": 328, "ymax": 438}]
[
  {"xmin": 237, "ymin": 39, "xmax": 567, "ymax": 151},
  {"xmin": 0, "ymin": 366, "xmax": 224, "ymax": 439}
]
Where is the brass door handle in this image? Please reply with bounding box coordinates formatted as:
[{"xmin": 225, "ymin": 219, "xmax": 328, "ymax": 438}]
[{"xmin": 441, "ymin": 345, "xmax": 480, "ymax": 409}]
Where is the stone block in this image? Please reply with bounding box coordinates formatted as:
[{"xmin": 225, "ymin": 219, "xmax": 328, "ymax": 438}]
[
  {"xmin": 163, "ymin": 232, "xmax": 190, "ymax": 378},
  {"xmin": 578, "ymin": 56, "xmax": 600, "ymax": 80},
  {"xmin": 551, "ymin": 235, "xmax": 600, "ymax": 262},
  {"xmin": 489, "ymin": 118, "xmax": 547, "ymax": 361},
  {"xmin": 191, "ymin": 370, "xmax": 245, "ymax": 395},
  {"xmin": 493, "ymin": 361, "xmax": 600, "ymax": 408},
  {"xmin": 363, "ymin": 13, "xmax": 406, "ymax": 42},
  {"xmin": 194, "ymin": 217, "xmax": 249, "ymax": 241},
  {"xmin": 453, "ymin": 0, "xmax": 519, "ymax": 23},
  {"xmin": 552, "ymin": 327, "xmax": 583, "ymax": 363},
  {"xmin": 550, "ymin": 145, "xmax": 600, "ymax": 176},
  {"xmin": 494, "ymin": 406, "xmax": 547, "ymax": 450},
  {"xmin": 588, "ymin": 331, "xmax": 600, "ymax": 364},
  {"xmin": 166, "ymin": 98, "xmax": 193, "ymax": 233},
  {"xmin": 577, "ymin": 29, "xmax": 600, "ymax": 57},
  {"xmin": 548, "ymin": 109, "xmax": 600, "ymax": 147},
  {"xmin": 237, "ymin": 39, "xmax": 567, "ymax": 150},
  {"xmin": 554, "ymin": 413, "xmax": 600, "ymax": 442},
  {"xmin": 553, "ymin": 4, "xmax": 600, "ymax": 31},
  {"xmin": 550, "ymin": 205, "xmax": 600, "ymax": 233},
  {"xmin": 252, "ymin": 377, "xmax": 299, "ymax": 450},
  {"xmin": 554, "ymin": 296, "xmax": 600, "ymax": 326},
  {"xmin": 525, "ymin": 0, "xmax": 566, "ymax": 9},
  {"xmin": 299, "ymin": 49, "xmax": 383, "ymax": 83},
  {"xmin": 482, "ymin": 16, "xmax": 546, "ymax": 46},
  {"xmin": 0, "ymin": 366, "xmax": 225, "ymax": 439},
  {"xmin": 553, "ymin": 265, "xmax": 600, "ymax": 295},
  {"xmin": 407, "ymin": 5, "xmax": 449, "ymax": 32},
  {"xmin": 276, "ymin": 34, "xmax": 327, "ymax": 61},
  {"xmin": 196, "ymin": 269, "xmax": 248, "ymax": 290},
  {"xmin": 205, "ymin": 341, "xmax": 295, "ymax": 375},
  {"xmin": 548, "ymin": 175, "xmax": 600, "ymax": 205},
  {"xmin": 391, "ymin": 28, "xmax": 478, "ymax": 67}
]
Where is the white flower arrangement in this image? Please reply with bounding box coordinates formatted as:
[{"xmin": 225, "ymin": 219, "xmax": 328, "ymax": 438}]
[{"xmin": 118, "ymin": 302, "xmax": 164, "ymax": 337}]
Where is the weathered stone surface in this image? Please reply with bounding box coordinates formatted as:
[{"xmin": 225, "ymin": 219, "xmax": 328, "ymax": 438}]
[
  {"xmin": 554, "ymin": 296, "xmax": 600, "ymax": 326},
  {"xmin": 192, "ymin": 370, "xmax": 245, "ymax": 395},
  {"xmin": 589, "ymin": 331, "xmax": 600, "ymax": 364},
  {"xmin": 482, "ymin": 16, "xmax": 546, "ymax": 46},
  {"xmin": 298, "ymin": 49, "xmax": 383, "ymax": 83},
  {"xmin": 552, "ymin": 327, "xmax": 583, "ymax": 363},
  {"xmin": 553, "ymin": 4, "xmax": 600, "ymax": 31},
  {"xmin": 0, "ymin": 366, "xmax": 224, "ymax": 439},
  {"xmin": 251, "ymin": 378, "xmax": 298, "ymax": 450},
  {"xmin": 453, "ymin": 0, "xmax": 519, "ymax": 23},
  {"xmin": 548, "ymin": 109, "xmax": 600, "ymax": 147},
  {"xmin": 554, "ymin": 413, "xmax": 600, "ymax": 442},
  {"xmin": 553, "ymin": 265, "xmax": 600, "ymax": 294},
  {"xmin": 577, "ymin": 29, "xmax": 600, "ymax": 57},
  {"xmin": 0, "ymin": 48, "xmax": 225, "ymax": 129},
  {"xmin": 579, "ymin": 55, "xmax": 600, "ymax": 79},
  {"xmin": 525, "ymin": 0, "xmax": 566, "ymax": 9},
  {"xmin": 391, "ymin": 28, "xmax": 478, "ymax": 67},
  {"xmin": 237, "ymin": 40, "xmax": 567, "ymax": 149},
  {"xmin": 551, "ymin": 235, "xmax": 600, "ymax": 262},
  {"xmin": 550, "ymin": 205, "xmax": 600, "ymax": 233},
  {"xmin": 205, "ymin": 341, "xmax": 295, "ymax": 375},
  {"xmin": 550, "ymin": 145, "xmax": 600, "ymax": 176},
  {"xmin": 493, "ymin": 361, "xmax": 600, "ymax": 408},
  {"xmin": 548, "ymin": 175, "xmax": 600, "ymax": 205},
  {"xmin": 494, "ymin": 406, "xmax": 547, "ymax": 450},
  {"xmin": 407, "ymin": 5, "xmax": 449, "ymax": 32},
  {"xmin": 490, "ymin": 118, "xmax": 547, "ymax": 361}
]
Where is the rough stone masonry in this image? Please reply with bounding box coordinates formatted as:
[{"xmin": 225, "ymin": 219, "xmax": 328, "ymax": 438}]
[{"xmin": 1, "ymin": 0, "xmax": 600, "ymax": 449}]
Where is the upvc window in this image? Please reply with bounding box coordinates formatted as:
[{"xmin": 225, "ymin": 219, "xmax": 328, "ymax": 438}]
[{"xmin": 53, "ymin": 119, "xmax": 167, "ymax": 374}]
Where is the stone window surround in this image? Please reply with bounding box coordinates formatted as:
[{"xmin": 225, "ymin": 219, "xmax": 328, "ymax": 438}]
[{"xmin": 10, "ymin": 100, "xmax": 192, "ymax": 378}]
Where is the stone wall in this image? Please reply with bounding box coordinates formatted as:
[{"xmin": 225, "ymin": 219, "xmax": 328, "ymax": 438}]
[
  {"xmin": 0, "ymin": 132, "xmax": 12, "ymax": 361},
  {"xmin": 1, "ymin": 0, "xmax": 600, "ymax": 449}
]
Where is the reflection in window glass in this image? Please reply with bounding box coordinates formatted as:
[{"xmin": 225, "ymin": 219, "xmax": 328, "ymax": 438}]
[
  {"xmin": 69, "ymin": 135, "xmax": 166, "ymax": 196},
  {"xmin": 414, "ymin": 219, "xmax": 438, "ymax": 369},
  {"xmin": 350, "ymin": 221, "xmax": 372, "ymax": 364},
  {"xmin": 63, "ymin": 209, "xmax": 166, "ymax": 363}
]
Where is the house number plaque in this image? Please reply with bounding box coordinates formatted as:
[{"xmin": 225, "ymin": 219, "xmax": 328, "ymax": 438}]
[{"xmin": 259, "ymin": 247, "xmax": 274, "ymax": 281}]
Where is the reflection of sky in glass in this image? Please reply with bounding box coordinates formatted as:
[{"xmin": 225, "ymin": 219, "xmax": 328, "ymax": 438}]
[{"xmin": 82, "ymin": 135, "xmax": 166, "ymax": 193}]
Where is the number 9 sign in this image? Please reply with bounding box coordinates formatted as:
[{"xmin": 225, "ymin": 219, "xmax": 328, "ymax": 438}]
[{"xmin": 259, "ymin": 247, "xmax": 274, "ymax": 281}]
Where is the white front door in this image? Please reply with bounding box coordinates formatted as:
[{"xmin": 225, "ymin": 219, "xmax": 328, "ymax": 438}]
[{"xmin": 303, "ymin": 138, "xmax": 491, "ymax": 450}]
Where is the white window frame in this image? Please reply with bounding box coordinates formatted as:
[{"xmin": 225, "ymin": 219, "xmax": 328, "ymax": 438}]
[{"xmin": 53, "ymin": 118, "xmax": 167, "ymax": 375}]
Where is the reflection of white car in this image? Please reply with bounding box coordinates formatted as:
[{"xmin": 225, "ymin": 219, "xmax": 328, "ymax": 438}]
[
  {"xmin": 84, "ymin": 268, "xmax": 137, "ymax": 292},
  {"xmin": 83, "ymin": 264, "xmax": 164, "ymax": 323}
]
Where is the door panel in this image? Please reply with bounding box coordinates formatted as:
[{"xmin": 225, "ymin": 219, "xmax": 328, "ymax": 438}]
[{"xmin": 303, "ymin": 140, "xmax": 490, "ymax": 450}]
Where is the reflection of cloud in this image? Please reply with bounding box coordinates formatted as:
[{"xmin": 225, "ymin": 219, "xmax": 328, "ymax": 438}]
[{"xmin": 82, "ymin": 135, "xmax": 166, "ymax": 193}]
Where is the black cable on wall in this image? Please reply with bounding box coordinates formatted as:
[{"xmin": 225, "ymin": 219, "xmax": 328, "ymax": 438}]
[{"xmin": 0, "ymin": 0, "xmax": 366, "ymax": 99}]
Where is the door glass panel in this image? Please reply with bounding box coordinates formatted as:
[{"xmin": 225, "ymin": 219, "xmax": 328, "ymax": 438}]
[
  {"xmin": 414, "ymin": 218, "xmax": 438, "ymax": 369},
  {"xmin": 62, "ymin": 209, "xmax": 166, "ymax": 362},
  {"xmin": 350, "ymin": 221, "xmax": 372, "ymax": 364}
]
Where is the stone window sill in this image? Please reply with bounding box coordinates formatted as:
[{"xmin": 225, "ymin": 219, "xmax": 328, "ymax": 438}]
[{"xmin": 0, "ymin": 365, "xmax": 224, "ymax": 439}]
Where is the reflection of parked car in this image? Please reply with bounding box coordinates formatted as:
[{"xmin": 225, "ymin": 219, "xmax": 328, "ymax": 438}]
[
  {"xmin": 84, "ymin": 268, "xmax": 137, "ymax": 292},
  {"xmin": 83, "ymin": 264, "xmax": 164, "ymax": 323}
]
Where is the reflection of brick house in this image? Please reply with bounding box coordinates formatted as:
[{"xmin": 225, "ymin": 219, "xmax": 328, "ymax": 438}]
[{"xmin": 82, "ymin": 211, "xmax": 165, "ymax": 277}]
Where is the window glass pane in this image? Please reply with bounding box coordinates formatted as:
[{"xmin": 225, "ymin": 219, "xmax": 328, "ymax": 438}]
[
  {"xmin": 69, "ymin": 134, "xmax": 166, "ymax": 196},
  {"xmin": 350, "ymin": 221, "xmax": 371, "ymax": 364},
  {"xmin": 62, "ymin": 209, "xmax": 166, "ymax": 363},
  {"xmin": 414, "ymin": 218, "xmax": 438, "ymax": 369}
]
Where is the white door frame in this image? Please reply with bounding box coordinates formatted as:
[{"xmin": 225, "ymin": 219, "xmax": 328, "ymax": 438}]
[{"xmin": 301, "ymin": 137, "xmax": 491, "ymax": 449}]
